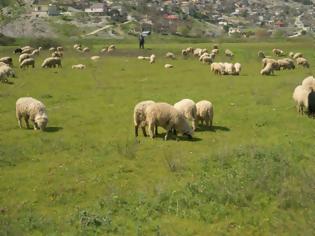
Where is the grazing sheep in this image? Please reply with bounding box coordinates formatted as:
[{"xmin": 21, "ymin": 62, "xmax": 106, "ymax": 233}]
[
  {"xmin": 0, "ymin": 64, "xmax": 15, "ymax": 82},
  {"xmin": 293, "ymin": 52, "xmax": 303, "ymax": 59},
  {"xmin": 90, "ymin": 56, "xmax": 100, "ymax": 61},
  {"xmin": 21, "ymin": 46, "xmax": 32, "ymax": 51},
  {"xmin": 201, "ymin": 56, "xmax": 213, "ymax": 64},
  {"xmin": 293, "ymin": 85, "xmax": 310, "ymax": 114},
  {"xmin": 149, "ymin": 54, "xmax": 156, "ymax": 64},
  {"xmin": 262, "ymin": 58, "xmax": 280, "ymax": 70},
  {"xmin": 211, "ymin": 62, "xmax": 225, "ymax": 75},
  {"xmin": 52, "ymin": 51, "xmax": 63, "ymax": 58},
  {"xmin": 166, "ymin": 52, "xmax": 176, "ymax": 60},
  {"xmin": 182, "ymin": 47, "xmax": 193, "ymax": 57},
  {"xmin": 213, "ymin": 44, "xmax": 219, "ymax": 49},
  {"xmin": 145, "ymin": 102, "xmax": 193, "ymax": 140},
  {"xmin": 193, "ymin": 48, "xmax": 203, "ymax": 57},
  {"xmin": 41, "ymin": 57, "xmax": 62, "ymax": 68},
  {"xmin": 277, "ymin": 58, "xmax": 295, "ymax": 70},
  {"xmin": 174, "ymin": 99, "xmax": 197, "ymax": 131},
  {"xmin": 72, "ymin": 64, "xmax": 86, "ymax": 69},
  {"xmin": 258, "ymin": 51, "xmax": 265, "ymax": 58},
  {"xmin": 260, "ymin": 62, "xmax": 274, "ymax": 75},
  {"xmin": 133, "ymin": 100, "xmax": 155, "ymax": 137},
  {"xmin": 164, "ymin": 64, "xmax": 173, "ymax": 68},
  {"xmin": 225, "ymin": 49, "xmax": 234, "ymax": 58},
  {"xmin": 211, "ymin": 48, "xmax": 219, "ymax": 55},
  {"xmin": 31, "ymin": 49, "xmax": 40, "ymax": 56},
  {"xmin": 19, "ymin": 53, "xmax": 32, "ymax": 63},
  {"xmin": 223, "ymin": 63, "xmax": 235, "ymax": 75},
  {"xmin": 137, "ymin": 56, "xmax": 145, "ymax": 60},
  {"xmin": 196, "ymin": 100, "xmax": 214, "ymax": 127},
  {"xmin": 289, "ymin": 52, "xmax": 294, "ymax": 58},
  {"xmin": 57, "ymin": 46, "xmax": 63, "ymax": 52},
  {"xmin": 49, "ymin": 47, "xmax": 56, "ymax": 52},
  {"xmin": 14, "ymin": 48, "xmax": 22, "ymax": 54},
  {"xmin": 22, "ymin": 48, "xmax": 34, "ymax": 54},
  {"xmin": 82, "ymin": 47, "xmax": 90, "ymax": 53},
  {"xmin": 272, "ymin": 48, "xmax": 284, "ymax": 56},
  {"xmin": 108, "ymin": 44, "xmax": 116, "ymax": 50},
  {"xmin": 301, "ymin": 76, "xmax": 315, "ymax": 90},
  {"xmin": 0, "ymin": 57, "xmax": 13, "ymax": 66},
  {"xmin": 16, "ymin": 97, "xmax": 48, "ymax": 131},
  {"xmin": 233, "ymin": 62, "xmax": 242, "ymax": 75},
  {"xmin": 100, "ymin": 47, "xmax": 108, "ymax": 53},
  {"xmin": 20, "ymin": 58, "xmax": 35, "ymax": 69},
  {"xmin": 296, "ymin": 57, "xmax": 310, "ymax": 68},
  {"xmin": 181, "ymin": 49, "xmax": 189, "ymax": 56},
  {"xmin": 73, "ymin": 44, "xmax": 81, "ymax": 49}
]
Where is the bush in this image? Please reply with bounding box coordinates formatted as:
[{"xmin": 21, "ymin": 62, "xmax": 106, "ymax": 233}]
[{"xmin": 27, "ymin": 37, "xmax": 61, "ymax": 49}]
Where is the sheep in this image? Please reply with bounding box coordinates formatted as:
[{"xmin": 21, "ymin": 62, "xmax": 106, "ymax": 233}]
[
  {"xmin": 100, "ymin": 48, "xmax": 108, "ymax": 53},
  {"xmin": 260, "ymin": 62, "xmax": 274, "ymax": 75},
  {"xmin": 108, "ymin": 44, "xmax": 116, "ymax": 50},
  {"xmin": 73, "ymin": 44, "xmax": 81, "ymax": 49},
  {"xmin": 0, "ymin": 64, "xmax": 15, "ymax": 82},
  {"xmin": 21, "ymin": 46, "xmax": 32, "ymax": 51},
  {"xmin": 225, "ymin": 49, "xmax": 234, "ymax": 58},
  {"xmin": 21, "ymin": 48, "xmax": 34, "ymax": 54},
  {"xmin": 293, "ymin": 52, "xmax": 303, "ymax": 59},
  {"xmin": 133, "ymin": 100, "xmax": 155, "ymax": 137},
  {"xmin": 201, "ymin": 56, "xmax": 213, "ymax": 64},
  {"xmin": 41, "ymin": 57, "xmax": 62, "ymax": 68},
  {"xmin": 181, "ymin": 49, "xmax": 189, "ymax": 57},
  {"xmin": 301, "ymin": 76, "xmax": 315, "ymax": 90},
  {"xmin": 137, "ymin": 56, "xmax": 145, "ymax": 60},
  {"xmin": 31, "ymin": 49, "xmax": 40, "ymax": 56},
  {"xmin": 222, "ymin": 63, "xmax": 235, "ymax": 75},
  {"xmin": 164, "ymin": 64, "xmax": 173, "ymax": 68},
  {"xmin": 57, "ymin": 46, "xmax": 63, "ymax": 52},
  {"xmin": 196, "ymin": 100, "xmax": 214, "ymax": 127},
  {"xmin": 72, "ymin": 64, "xmax": 86, "ymax": 69},
  {"xmin": 49, "ymin": 47, "xmax": 56, "ymax": 52},
  {"xmin": 82, "ymin": 47, "xmax": 90, "ymax": 53},
  {"xmin": 182, "ymin": 47, "xmax": 193, "ymax": 57},
  {"xmin": 262, "ymin": 58, "xmax": 280, "ymax": 70},
  {"xmin": 149, "ymin": 54, "xmax": 156, "ymax": 64},
  {"xmin": 277, "ymin": 58, "xmax": 295, "ymax": 70},
  {"xmin": 211, "ymin": 62, "xmax": 225, "ymax": 75},
  {"xmin": 258, "ymin": 51, "xmax": 265, "ymax": 58},
  {"xmin": 233, "ymin": 62, "xmax": 242, "ymax": 75},
  {"xmin": 174, "ymin": 99, "xmax": 197, "ymax": 131},
  {"xmin": 193, "ymin": 48, "xmax": 203, "ymax": 57},
  {"xmin": 90, "ymin": 56, "xmax": 100, "ymax": 61},
  {"xmin": 19, "ymin": 53, "xmax": 32, "ymax": 63},
  {"xmin": 13, "ymin": 48, "xmax": 22, "ymax": 54},
  {"xmin": 272, "ymin": 48, "xmax": 284, "ymax": 56},
  {"xmin": 296, "ymin": 57, "xmax": 310, "ymax": 68},
  {"xmin": 289, "ymin": 52, "xmax": 294, "ymax": 58},
  {"xmin": 0, "ymin": 57, "xmax": 13, "ymax": 66},
  {"xmin": 166, "ymin": 52, "xmax": 176, "ymax": 60},
  {"xmin": 211, "ymin": 48, "xmax": 219, "ymax": 55},
  {"xmin": 52, "ymin": 51, "xmax": 63, "ymax": 58},
  {"xmin": 292, "ymin": 85, "xmax": 311, "ymax": 114},
  {"xmin": 16, "ymin": 97, "xmax": 48, "ymax": 131},
  {"xmin": 107, "ymin": 48, "xmax": 115, "ymax": 53},
  {"xmin": 20, "ymin": 58, "xmax": 35, "ymax": 69},
  {"xmin": 145, "ymin": 102, "xmax": 193, "ymax": 140}
]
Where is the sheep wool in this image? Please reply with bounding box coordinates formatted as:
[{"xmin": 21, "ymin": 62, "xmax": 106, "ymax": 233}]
[
  {"xmin": 174, "ymin": 99, "xmax": 197, "ymax": 131},
  {"xmin": 196, "ymin": 100, "xmax": 214, "ymax": 127},
  {"xmin": 133, "ymin": 100, "xmax": 155, "ymax": 137}
]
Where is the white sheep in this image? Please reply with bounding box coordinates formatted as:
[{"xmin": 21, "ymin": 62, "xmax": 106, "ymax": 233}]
[
  {"xmin": 166, "ymin": 52, "xmax": 176, "ymax": 60},
  {"xmin": 41, "ymin": 57, "xmax": 62, "ymax": 68},
  {"xmin": 16, "ymin": 97, "xmax": 48, "ymax": 131},
  {"xmin": 20, "ymin": 58, "xmax": 35, "ymax": 69},
  {"xmin": 149, "ymin": 54, "xmax": 156, "ymax": 64},
  {"xmin": 0, "ymin": 57, "xmax": 13, "ymax": 66},
  {"xmin": 289, "ymin": 52, "xmax": 294, "ymax": 58},
  {"xmin": 222, "ymin": 63, "xmax": 235, "ymax": 75},
  {"xmin": 301, "ymin": 76, "xmax": 315, "ymax": 90},
  {"xmin": 31, "ymin": 49, "xmax": 40, "ymax": 56},
  {"xmin": 49, "ymin": 47, "xmax": 56, "ymax": 52},
  {"xmin": 260, "ymin": 62, "xmax": 274, "ymax": 75},
  {"xmin": 233, "ymin": 62, "xmax": 242, "ymax": 75},
  {"xmin": 72, "ymin": 64, "xmax": 86, "ymax": 69},
  {"xmin": 83, "ymin": 47, "xmax": 90, "ymax": 53},
  {"xmin": 292, "ymin": 85, "xmax": 310, "ymax": 114},
  {"xmin": 137, "ymin": 56, "xmax": 145, "ymax": 60},
  {"xmin": 0, "ymin": 64, "xmax": 15, "ymax": 82},
  {"xmin": 145, "ymin": 102, "xmax": 193, "ymax": 140},
  {"xmin": 277, "ymin": 58, "xmax": 295, "ymax": 70},
  {"xmin": 211, "ymin": 62, "xmax": 225, "ymax": 75},
  {"xmin": 225, "ymin": 49, "xmax": 234, "ymax": 58},
  {"xmin": 100, "ymin": 48, "xmax": 108, "ymax": 53},
  {"xmin": 196, "ymin": 100, "xmax": 214, "ymax": 127},
  {"xmin": 296, "ymin": 57, "xmax": 310, "ymax": 68},
  {"xmin": 19, "ymin": 53, "xmax": 32, "ymax": 63},
  {"xmin": 272, "ymin": 48, "xmax": 284, "ymax": 56},
  {"xmin": 91, "ymin": 56, "xmax": 100, "ymax": 61},
  {"xmin": 52, "ymin": 51, "xmax": 63, "ymax": 58},
  {"xmin": 174, "ymin": 99, "xmax": 197, "ymax": 131},
  {"xmin": 293, "ymin": 52, "xmax": 303, "ymax": 59},
  {"xmin": 133, "ymin": 100, "xmax": 155, "ymax": 137},
  {"xmin": 211, "ymin": 48, "xmax": 219, "ymax": 55},
  {"xmin": 22, "ymin": 47, "xmax": 34, "ymax": 54},
  {"xmin": 57, "ymin": 46, "xmax": 63, "ymax": 51},
  {"xmin": 164, "ymin": 64, "xmax": 173, "ymax": 68},
  {"xmin": 258, "ymin": 51, "xmax": 265, "ymax": 58}
]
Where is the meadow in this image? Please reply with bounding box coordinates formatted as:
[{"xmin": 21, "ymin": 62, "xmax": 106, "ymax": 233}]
[{"xmin": 0, "ymin": 41, "xmax": 315, "ymax": 235}]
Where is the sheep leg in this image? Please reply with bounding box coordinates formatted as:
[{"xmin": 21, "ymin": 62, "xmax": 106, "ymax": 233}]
[
  {"xmin": 134, "ymin": 125, "xmax": 138, "ymax": 137},
  {"xmin": 17, "ymin": 116, "xmax": 22, "ymax": 128},
  {"xmin": 164, "ymin": 130, "xmax": 172, "ymax": 141},
  {"xmin": 192, "ymin": 120, "xmax": 196, "ymax": 131},
  {"xmin": 24, "ymin": 116, "xmax": 30, "ymax": 129},
  {"xmin": 141, "ymin": 127, "xmax": 147, "ymax": 137},
  {"xmin": 154, "ymin": 125, "xmax": 158, "ymax": 135},
  {"xmin": 148, "ymin": 123, "xmax": 155, "ymax": 139},
  {"xmin": 33, "ymin": 122, "xmax": 39, "ymax": 130}
]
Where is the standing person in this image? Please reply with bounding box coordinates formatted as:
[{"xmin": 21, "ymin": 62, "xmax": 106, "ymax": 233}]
[{"xmin": 139, "ymin": 33, "xmax": 145, "ymax": 49}]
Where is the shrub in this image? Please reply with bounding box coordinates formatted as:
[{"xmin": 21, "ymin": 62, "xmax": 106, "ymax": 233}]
[{"xmin": 27, "ymin": 37, "xmax": 61, "ymax": 49}]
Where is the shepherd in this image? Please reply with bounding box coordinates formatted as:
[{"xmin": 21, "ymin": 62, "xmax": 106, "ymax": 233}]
[{"xmin": 139, "ymin": 33, "xmax": 145, "ymax": 49}]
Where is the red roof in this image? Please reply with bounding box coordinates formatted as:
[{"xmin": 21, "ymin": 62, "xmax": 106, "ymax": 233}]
[{"xmin": 163, "ymin": 14, "xmax": 178, "ymax": 20}]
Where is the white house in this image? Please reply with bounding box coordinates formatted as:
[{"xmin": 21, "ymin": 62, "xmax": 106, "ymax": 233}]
[{"xmin": 85, "ymin": 3, "xmax": 107, "ymax": 15}]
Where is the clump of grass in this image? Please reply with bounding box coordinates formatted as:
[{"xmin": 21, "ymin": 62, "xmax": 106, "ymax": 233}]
[{"xmin": 113, "ymin": 139, "xmax": 139, "ymax": 159}]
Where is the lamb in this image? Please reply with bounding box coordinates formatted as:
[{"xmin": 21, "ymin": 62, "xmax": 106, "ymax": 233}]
[
  {"xmin": 211, "ymin": 48, "xmax": 219, "ymax": 55},
  {"xmin": 174, "ymin": 99, "xmax": 197, "ymax": 131},
  {"xmin": 211, "ymin": 62, "xmax": 225, "ymax": 75},
  {"xmin": 277, "ymin": 58, "xmax": 295, "ymax": 70},
  {"xmin": 0, "ymin": 57, "xmax": 13, "ymax": 66},
  {"xmin": 20, "ymin": 58, "xmax": 35, "ymax": 69},
  {"xmin": 260, "ymin": 62, "xmax": 274, "ymax": 75},
  {"xmin": 149, "ymin": 54, "xmax": 156, "ymax": 64},
  {"xmin": 225, "ymin": 49, "xmax": 234, "ymax": 58},
  {"xmin": 166, "ymin": 52, "xmax": 176, "ymax": 60},
  {"xmin": 233, "ymin": 62, "xmax": 242, "ymax": 75},
  {"xmin": 133, "ymin": 100, "xmax": 155, "ymax": 137},
  {"xmin": 272, "ymin": 48, "xmax": 284, "ymax": 56},
  {"xmin": 293, "ymin": 52, "xmax": 303, "ymax": 59},
  {"xmin": 145, "ymin": 102, "xmax": 193, "ymax": 140},
  {"xmin": 164, "ymin": 64, "xmax": 173, "ymax": 68},
  {"xmin": 296, "ymin": 57, "xmax": 310, "ymax": 68},
  {"xmin": 0, "ymin": 64, "xmax": 15, "ymax": 82},
  {"xmin": 292, "ymin": 85, "xmax": 310, "ymax": 114},
  {"xmin": 19, "ymin": 53, "xmax": 32, "ymax": 63},
  {"xmin": 72, "ymin": 64, "xmax": 86, "ymax": 69},
  {"xmin": 258, "ymin": 51, "xmax": 265, "ymax": 58},
  {"xmin": 41, "ymin": 57, "xmax": 62, "ymax": 68},
  {"xmin": 91, "ymin": 56, "xmax": 100, "ymax": 61},
  {"xmin": 16, "ymin": 97, "xmax": 48, "ymax": 131},
  {"xmin": 196, "ymin": 100, "xmax": 214, "ymax": 127}
]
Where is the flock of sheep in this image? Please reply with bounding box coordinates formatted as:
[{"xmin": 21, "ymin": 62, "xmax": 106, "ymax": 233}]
[{"xmin": 0, "ymin": 42, "xmax": 313, "ymax": 139}]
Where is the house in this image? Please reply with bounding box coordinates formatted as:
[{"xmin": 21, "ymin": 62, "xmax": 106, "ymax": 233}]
[
  {"xmin": 48, "ymin": 4, "xmax": 60, "ymax": 16},
  {"xmin": 85, "ymin": 3, "xmax": 107, "ymax": 15},
  {"xmin": 32, "ymin": 5, "xmax": 49, "ymax": 17}
]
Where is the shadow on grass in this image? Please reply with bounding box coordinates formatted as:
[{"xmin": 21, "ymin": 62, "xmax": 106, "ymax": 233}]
[
  {"xmin": 196, "ymin": 125, "xmax": 230, "ymax": 132},
  {"xmin": 45, "ymin": 127, "xmax": 63, "ymax": 133},
  {"xmin": 153, "ymin": 133, "xmax": 202, "ymax": 142}
]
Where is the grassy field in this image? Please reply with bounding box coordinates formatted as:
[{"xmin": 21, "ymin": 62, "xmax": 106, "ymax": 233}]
[{"xmin": 0, "ymin": 41, "xmax": 315, "ymax": 235}]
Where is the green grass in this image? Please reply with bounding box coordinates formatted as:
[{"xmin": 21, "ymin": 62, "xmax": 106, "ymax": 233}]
[{"xmin": 0, "ymin": 41, "xmax": 315, "ymax": 235}]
